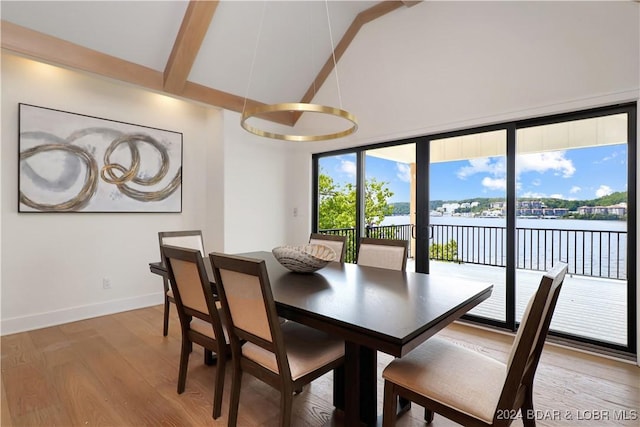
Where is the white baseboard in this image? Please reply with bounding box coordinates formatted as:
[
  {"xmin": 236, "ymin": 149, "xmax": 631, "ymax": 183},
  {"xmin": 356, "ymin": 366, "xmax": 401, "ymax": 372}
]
[{"xmin": 0, "ymin": 292, "xmax": 163, "ymax": 336}]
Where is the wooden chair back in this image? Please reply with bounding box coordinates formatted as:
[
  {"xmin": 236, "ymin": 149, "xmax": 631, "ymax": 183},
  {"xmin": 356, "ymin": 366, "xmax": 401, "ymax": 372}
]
[
  {"xmin": 161, "ymin": 244, "xmax": 224, "ymax": 337},
  {"xmin": 158, "ymin": 230, "xmax": 205, "ymax": 267},
  {"xmin": 209, "ymin": 253, "xmax": 292, "ymax": 380},
  {"xmin": 495, "ymin": 262, "xmax": 568, "ymax": 421},
  {"xmin": 357, "ymin": 237, "xmax": 408, "ymax": 271},
  {"xmin": 309, "ymin": 233, "xmax": 347, "ymax": 262},
  {"xmin": 161, "ymin": 244, "xmax": 229, "ymax": 420}
]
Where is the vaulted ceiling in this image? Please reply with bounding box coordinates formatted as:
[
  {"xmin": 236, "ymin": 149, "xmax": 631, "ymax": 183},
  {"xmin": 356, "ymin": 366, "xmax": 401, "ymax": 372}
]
[{"xmin": 1, "ymin": 1, "xmax": 420, "ymax": 127}]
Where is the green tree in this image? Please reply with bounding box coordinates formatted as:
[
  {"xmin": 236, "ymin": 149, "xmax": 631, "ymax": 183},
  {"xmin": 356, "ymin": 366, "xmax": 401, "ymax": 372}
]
[
  {"xmin": 318, "ymin": 172, "xmax": 394, "ymax": 263},
  {"xmin": 318, "ymin": 172, "xmax": 394, "ymax": 229},
  {"xmin": 429, "ymin": 239, "xmax": 459, "ymax": 262}
]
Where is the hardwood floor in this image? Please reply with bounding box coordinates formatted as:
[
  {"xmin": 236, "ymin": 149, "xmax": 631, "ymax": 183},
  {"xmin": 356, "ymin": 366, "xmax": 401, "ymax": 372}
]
[{"xmin": 1, "ymin": 305, "xmax": 638, "ymax": 426}]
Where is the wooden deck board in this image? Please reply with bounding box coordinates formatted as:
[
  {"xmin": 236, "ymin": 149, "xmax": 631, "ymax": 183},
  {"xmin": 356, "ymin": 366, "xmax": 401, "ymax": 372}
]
[{"xmin": 422, "ymin": 261, "xmax": 629, "ymax": 345}]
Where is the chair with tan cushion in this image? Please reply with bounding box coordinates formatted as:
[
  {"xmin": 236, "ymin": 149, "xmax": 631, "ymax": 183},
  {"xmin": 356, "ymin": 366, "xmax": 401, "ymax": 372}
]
[
  {"xmin": 209, "ymin": 252, "xmax": 345, "ymax": 427},
  {"xmin": 309, "ymin": 233, "xmax": 347, "ymax": 262},
  {"xmin": 161, "ymin": 244, "xmax": 230, "ymax": 420},
  {"xmin": 158, "ymin": 230, "xmax": 205, "ymax": 336},
  {"xmin": 381, "ymin": 263, "xmax": 568, "ymax": 427},
  {"xmin": 357, "ymin": 237, "xmax": 408, "ymax": 271}
]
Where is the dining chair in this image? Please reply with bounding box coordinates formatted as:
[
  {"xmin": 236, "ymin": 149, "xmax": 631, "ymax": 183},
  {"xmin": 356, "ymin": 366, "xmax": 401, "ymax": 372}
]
[
  {"xmin": 158, "ymin": 230, "xmax": 205, "ymax": 336},
  {"xmin": 381, "ymin": 263, "xmax": 568, "ymax": 427},
  {"xmin": 309, "ymin": 233, "xmax": 347, "ymax": 262},
  {"xmin": 161, "ymin": 244, "xmax": 230, "ymax": 420},
  {"xmin": 209, "ymin": 252, "xmax": 346, "ymax": 427},
  {"xmin": 357, "ymin": 237, "xmax": 408, "ymax": 271}
]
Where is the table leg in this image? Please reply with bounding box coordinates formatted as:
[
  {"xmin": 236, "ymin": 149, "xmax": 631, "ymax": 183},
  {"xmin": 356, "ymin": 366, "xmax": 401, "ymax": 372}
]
[
  {"xmin": 333, "ymin": 365, "xmax": 345, "ymax": 410},
  {"xmin": 358, "ymin": 346, "xmax": 377, "ymax": 426},
  {"xmin": 340, "ymin": 342, "xmax": 377, "ymax": 426},
  {"xmin": 397, "ymin": 397, "xmax": 411, "ymax": 417}
]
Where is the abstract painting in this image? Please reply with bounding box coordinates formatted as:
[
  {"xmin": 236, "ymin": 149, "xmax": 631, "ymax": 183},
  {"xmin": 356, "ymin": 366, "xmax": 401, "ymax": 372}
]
[{"xmin": 18, "ymin": 104, "xmax": 182, "ymax": 212}]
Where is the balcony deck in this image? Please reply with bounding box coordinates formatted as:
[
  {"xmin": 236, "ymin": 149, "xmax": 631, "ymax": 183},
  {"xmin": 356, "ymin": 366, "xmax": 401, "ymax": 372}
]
[{"xmin": 408, "ymin": 259, "xmax": 628, "ymax": 346}]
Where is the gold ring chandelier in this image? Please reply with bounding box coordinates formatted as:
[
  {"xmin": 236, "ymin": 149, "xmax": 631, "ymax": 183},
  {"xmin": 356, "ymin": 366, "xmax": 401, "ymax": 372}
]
[
  {"xmin": 240, "ymin": 103, "xmax": 358, "ymax": 142},
  {"xmin": 241, "ymin": 1, "xmax": 357, "ymax": 142}
]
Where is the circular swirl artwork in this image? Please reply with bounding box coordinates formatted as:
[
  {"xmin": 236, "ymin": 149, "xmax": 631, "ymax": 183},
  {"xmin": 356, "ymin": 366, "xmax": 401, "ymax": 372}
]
[{"xmin": 18, "ymin": 104, "xmax": 183, "ymax": 213}]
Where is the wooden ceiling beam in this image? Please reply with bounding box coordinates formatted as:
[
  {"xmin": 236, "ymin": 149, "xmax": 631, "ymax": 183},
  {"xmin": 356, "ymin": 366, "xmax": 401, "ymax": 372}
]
[
  {"xmin": 401, "ymin": 1, "xmax": 423, "ymax": 7},
  {"xmin": 1, "ymin": 20, "xmax": 164, "ymax": 91},
  {"xmin": 163, "ymin": 0, "xmax": 219, "ymax": 94},
  {"xmin": 293, "ymin": 1, "xmax": 415, "ymax": 124},
  {"xmin": 0, "ymin": 20, "xmax": 294, "ymax": 126},
  {"xmin": 181, "ymin": 81, "xmax": 295, "ymax": 125},
  {"xmin": 2, "ymin": 1, "xmax": 412, "ymax": 129}
]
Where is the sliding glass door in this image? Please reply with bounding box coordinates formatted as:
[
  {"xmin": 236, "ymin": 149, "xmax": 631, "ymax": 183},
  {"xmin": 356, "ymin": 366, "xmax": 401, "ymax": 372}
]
[
  {"xmin": 364, "ymin": 144, "xmax": 416, "ymax": 271},
  {"xmin": 516, "ymin": 112, "xmax": 632, "ymax": 347},
  {"xmin": 426, "ymin": 129, "xmax": 509, "ymax": 323},
  {"xmin": 315, "ymin": 153, "xmax": 358, "ymax": 261},
  {"xmin": 314, "ymin": 103, "xmax": 636, "ymax": 354}
]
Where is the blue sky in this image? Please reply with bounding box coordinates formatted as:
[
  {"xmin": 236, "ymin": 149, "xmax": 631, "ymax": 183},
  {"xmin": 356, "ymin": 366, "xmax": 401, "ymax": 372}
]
[{"xmin": 319, "ymin": 144, "xmax": 627, "ymax": 203}]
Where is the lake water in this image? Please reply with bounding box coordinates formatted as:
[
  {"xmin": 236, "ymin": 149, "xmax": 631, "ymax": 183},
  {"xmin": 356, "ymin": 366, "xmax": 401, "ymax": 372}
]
[
  {"xmin": 382, "ymin": 214, "xmax": 627, "ymax": 231},
  {"xmin": 380, "ymin": 214, "xmax": 627, "ymax": 278}
]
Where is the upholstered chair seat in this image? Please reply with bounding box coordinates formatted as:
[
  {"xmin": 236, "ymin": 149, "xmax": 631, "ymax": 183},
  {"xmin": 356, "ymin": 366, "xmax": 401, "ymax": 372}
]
[
  {"xmin": 381, "ymin": 263, "xmax": 568, "ymax": 427},
  {"xmin": 190, "ymin": 311, "xmax": 230, "ymax": 344},
  {"xmin": 241, "ymin": 321, "xmax": 345, "ymax": 381},
  {"xmin": 383, "ymin": 337, "xmax": 506, "ymax": 424}
]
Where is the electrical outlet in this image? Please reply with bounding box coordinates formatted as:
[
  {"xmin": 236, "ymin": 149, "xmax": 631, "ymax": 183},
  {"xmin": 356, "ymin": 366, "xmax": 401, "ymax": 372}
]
[
  {"xmin": 102, "ymin": 278, "xmax": 111, "ymax": 289},
  {"xmin": 293, "ymin": 207, "xmax": 298, "ymax": 217}
]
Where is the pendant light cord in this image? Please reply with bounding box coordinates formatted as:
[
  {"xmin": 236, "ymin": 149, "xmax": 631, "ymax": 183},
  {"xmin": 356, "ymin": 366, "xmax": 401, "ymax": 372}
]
[
  {"xmin": 325, "ymin": 0, "xmax": 343, "ymax": 109},
  {"xmin": 243, "ymin": 1, "xmax": 267, "ymax": 115}
]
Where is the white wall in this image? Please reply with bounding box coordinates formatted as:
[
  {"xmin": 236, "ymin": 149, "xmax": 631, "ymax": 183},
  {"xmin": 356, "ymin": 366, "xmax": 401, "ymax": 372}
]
[
  {"xmin": 295, "ymin": 1, "xmax": 639, "ymax": 153},
  {"xmin": 0, "ymin": 53, "xmax": 225, "ymax": 334},
  {"xmin": 221, "ymin": 110, "xmax": 292, "ymax": 253},
  {"xmin": 0, "ymin": 54, "xmax": 298, "ymax": 335}
]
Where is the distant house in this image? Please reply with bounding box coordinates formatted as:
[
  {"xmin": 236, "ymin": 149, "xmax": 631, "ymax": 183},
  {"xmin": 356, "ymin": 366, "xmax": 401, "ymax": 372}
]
[
  {"xmin": 542, "ymin": 208, "xmax": 569, "ymax": 217},
  {"xmin": 577, "ymin": 203, "xmax": 626, "ymax": 216}
]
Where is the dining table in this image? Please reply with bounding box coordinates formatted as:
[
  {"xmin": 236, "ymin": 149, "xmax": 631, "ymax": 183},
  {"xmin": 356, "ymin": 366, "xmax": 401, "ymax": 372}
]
[{"xmin": 150, "ymin": 250, "xmax": 493, "ymax": 426}]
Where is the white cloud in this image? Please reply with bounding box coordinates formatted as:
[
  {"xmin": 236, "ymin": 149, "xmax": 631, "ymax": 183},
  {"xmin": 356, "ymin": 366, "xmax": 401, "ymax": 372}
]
[
  {"xmin": 520, "ymin": 191, "xmax": 547, "ymax": 198},
  {"xmin": 457, "ymin": 157, "xmax": 505, "ymax": 179},
  {"xmin": 340, "ymin": 159, "xmax": 356, "ymax": 177},
  {"xmin": 569, "ymin": 186, "xmax": 581, "ymax": 194},
  {"xmin": 456, "ymin": 152, "xmax": 574, "ymax": 184},
  {"xmin": 481, "ymin": 177, "xmax": 506, "ymax": 191},
  {"xmin": 549, "ymin": 194, "xmax": 564, "ymax": 199},
  {"xmin": 597, "ymin": 149, "xmax": 625, "ymax": 164},
  {"xmin": 396, "ymin": 163, "xmax": 411, "ymax": 183},
  {"xmin": 457, "ymin": 151, "xmax": 577, "ymax": 196},
  {"xmin": 595, "ymin": 185, "xmax": 613, "ymax": 198},
  {"xmin": 516, "ymin": 151, "xmax": 575, "ymax": 178}
]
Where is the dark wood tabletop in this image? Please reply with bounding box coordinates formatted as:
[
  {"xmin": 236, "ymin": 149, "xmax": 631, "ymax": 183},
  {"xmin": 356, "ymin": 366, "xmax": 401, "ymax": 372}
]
[
  {"xmin": 150, "ymin": 251, "xmax": 493, "ymax": 426},
  {"xmin": 243, "ymin": 251, "xmax": 493, "ymax": 357}
]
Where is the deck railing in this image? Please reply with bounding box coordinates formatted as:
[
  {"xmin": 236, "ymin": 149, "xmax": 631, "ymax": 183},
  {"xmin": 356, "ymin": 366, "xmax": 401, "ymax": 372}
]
[
  {"xmin": 430, "ymin": 224, "xmax": 627, "ymax": 280},
  {"xmin": 317, "ymin": 224, "xmax": 414, "ymax": 263},
  {"xmin": 319, "ymin": 223, "xmax": 627, "ymax": 280}
]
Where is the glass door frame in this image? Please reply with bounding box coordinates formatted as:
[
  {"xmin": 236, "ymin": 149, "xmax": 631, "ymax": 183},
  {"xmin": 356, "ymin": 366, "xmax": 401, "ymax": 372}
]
[
  {"xmin": 415, "ymin": 122, "xmax": 516, "ymax": 330},
  {"xmin": 513, "ymin": 103, "xmax": 636, "ymax": 354},
  {"xmin": 313, "ymin": 139, "xmax": 422, "ymax": 262},
  {"xmin": 414, "ymin": 103, "xmax": 636, "ymax": 353},
  {"xmin": 313, "ymin": 102, "xmax": 636, "ymax": 355}
]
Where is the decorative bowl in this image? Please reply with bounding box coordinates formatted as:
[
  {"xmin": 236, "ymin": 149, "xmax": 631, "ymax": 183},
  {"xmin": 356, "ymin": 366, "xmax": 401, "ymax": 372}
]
[{"xmin": 272, "ymin": 244, "xmax": 337, "ymax": 273}]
